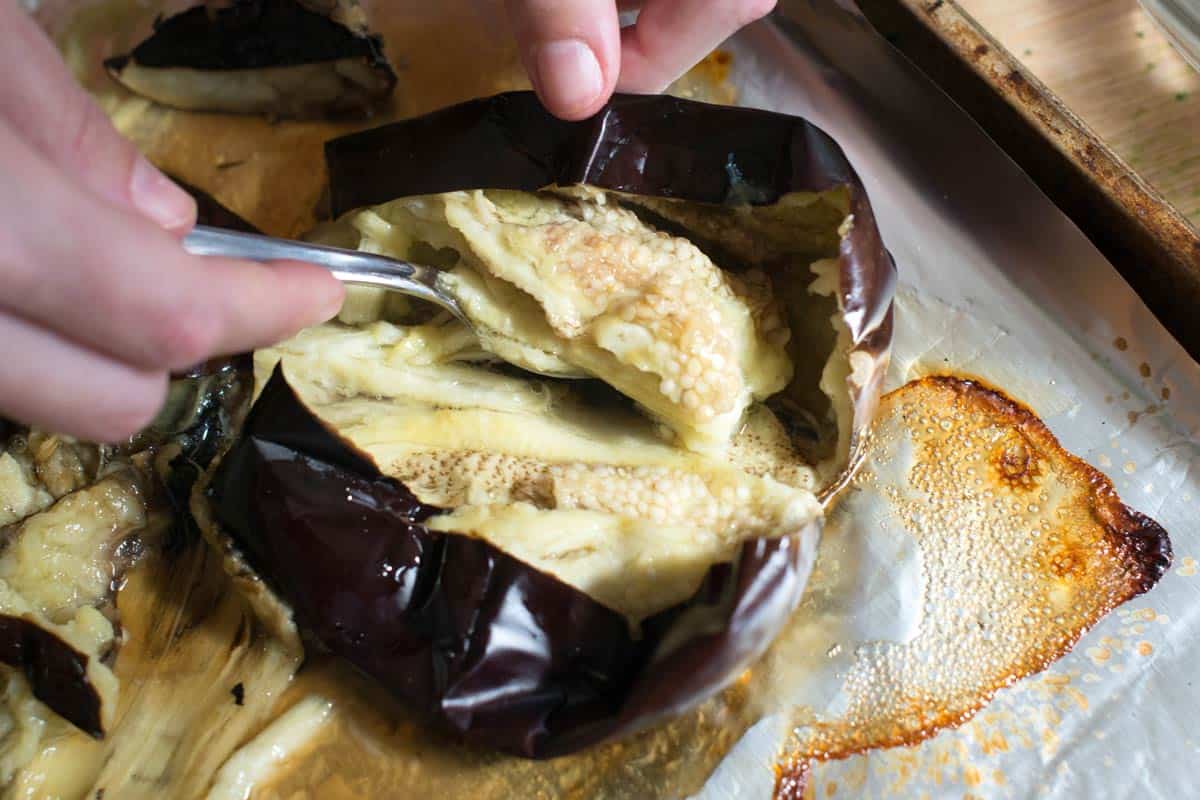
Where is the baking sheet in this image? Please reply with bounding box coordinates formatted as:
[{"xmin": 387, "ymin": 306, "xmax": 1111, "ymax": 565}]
[{"xmin": 28, "ymin": 0, "xmax": 1200, "ymax": 797}]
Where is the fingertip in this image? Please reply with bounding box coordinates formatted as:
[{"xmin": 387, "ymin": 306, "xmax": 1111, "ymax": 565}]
[
  {"xmin": 130, "ymin": 157, "xmax": 197, "ymax": 234},
  {"xmin": 506, "ymin": 0, "xmax": 621, "ymax": 121},
  {"xmin": 318, "ymin": 272, "xmax": 348, "ymax": 321},
  {"xmin": 86, "ymin": 370, "xmax": 170, "ymax": 443},
  {"xmin": 531, "ymin": 39, "xmax": 610, "ymax": 120},
  {"xmin": 164, "ymin": 193, "xmax": 199, "ymax": 236}
]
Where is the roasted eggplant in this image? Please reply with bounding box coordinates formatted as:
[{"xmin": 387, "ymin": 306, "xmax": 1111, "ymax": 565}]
[
  {"xmin": 104, "ymin": 0, "xmax": 396, "ymax": 118},
  {"xmin": 197, "ymin": 92, "xmax": 896, "ymax": 758},
  {"xmin": 0, "ymin": 464, "xmax": 148, "ymax": 737}
]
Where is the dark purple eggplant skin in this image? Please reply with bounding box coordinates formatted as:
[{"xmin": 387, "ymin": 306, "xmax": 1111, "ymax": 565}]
[
  {"xmin": 0, "ymin": 616, "xmax": 105, "ymax": 737},
  {"xmin": 325, "ymin": 91, "xmax": 895, "ymax": 350},
  {"xmin": 104, "ymin": 0, "xmax": 386, "ymax": 72},
  {"xmin": 207, "ymin": 366, "xmax": 816, "ymax": 758}
]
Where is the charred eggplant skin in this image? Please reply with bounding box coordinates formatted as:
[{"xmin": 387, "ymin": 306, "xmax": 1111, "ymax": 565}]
[
  {"xmin": 104, "ymin": 0, "xmax": 396, "ymax": 117},
  {"xmin": 207, "ymin": 367, "xmax": 816, "ymax": 758},
  {"xmin": 105, "ymin": 1, "xmax": 387, "ymax": 72},
  {"xmin": 0, "ymin": 617, "xmax": 104, "ymax": 737}
]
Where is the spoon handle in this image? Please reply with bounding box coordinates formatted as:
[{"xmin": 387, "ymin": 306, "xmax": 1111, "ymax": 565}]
[{"xmin": 182, "ymin": 225, "xmax": 461, "ymax": 316}]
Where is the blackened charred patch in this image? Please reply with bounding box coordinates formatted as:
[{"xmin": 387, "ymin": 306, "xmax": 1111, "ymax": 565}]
[
  {"xmin": 113, "ymin": 1, "xmax": 381, "ymax": 71},
  {"xmin": 1106, "ymin": 505, "xmax": 1173, "ymax": 595},
  {"xmin": 104, "ymin": 0, "xmax": 396, "ymax": 117}
]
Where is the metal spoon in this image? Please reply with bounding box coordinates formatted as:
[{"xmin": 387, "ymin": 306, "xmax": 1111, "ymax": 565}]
[
  {"xmin": 182, "ymin": 224, "xmax": 584, "ymax": 380},
  {"xmin": 182, "ymin": 224, "xmax": 469, "ymax": 323}
]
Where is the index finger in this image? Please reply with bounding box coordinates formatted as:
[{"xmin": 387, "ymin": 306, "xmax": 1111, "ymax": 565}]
[
  {"xmin": 0, "ymin": 3, "xmax": 196, "ymax": 232},
  {"xmin": 0, "ymin": 122, "xmax": 343, "ymax": 372}
]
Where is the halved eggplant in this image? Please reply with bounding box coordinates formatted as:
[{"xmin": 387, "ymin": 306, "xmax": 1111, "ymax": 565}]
[
  {"xmin": 104, "ymin": 0, "xmax": 397, "ymax": 118},
  {"xmin": 199, "ymin": 93, "xmax": 896, "ymax": 758}
]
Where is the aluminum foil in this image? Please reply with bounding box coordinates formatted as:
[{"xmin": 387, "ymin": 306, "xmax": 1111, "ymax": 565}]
[
  {"xmin": 702, "ymin": 3, "xmax": 1200, "ymax": 797},
  {"xmin": 26, "ymin": 1, "xmax": 1200, "ymax": 797}
]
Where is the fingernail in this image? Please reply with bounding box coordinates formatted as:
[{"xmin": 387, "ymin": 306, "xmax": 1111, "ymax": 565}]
[
  {"xmin": 320, "ymin": 280, "xmax": 347, "ymax": 321},
  {"xmin": 533, "ymin": 39, "xmax": 604, "ymax": 118},
  {"xmin": 130, "ymin": 157, "xmax": 195, "ymax": 232}
]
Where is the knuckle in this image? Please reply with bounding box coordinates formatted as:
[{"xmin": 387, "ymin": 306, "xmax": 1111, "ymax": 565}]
[
  {"xmin": 736, "ymin": 0, "xmax": 777, "ymax": 25},
  {"xmin": 151, "ymin": 304, "xmax": 221, "ymax": 369},
  {"xmin": 64, "ymin": 101, "xmax": 109, "ymax": 168},
  {"xmin": 94, "ymin": 379, "xmax": 167, "ymax": 442}
]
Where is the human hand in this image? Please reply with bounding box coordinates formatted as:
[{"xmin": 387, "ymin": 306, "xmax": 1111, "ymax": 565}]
[
  {"xmin": 505, "ymin": 0, "xmax": 776, "ymax": 120},
  {"xmin": 0, "ymin": 2, "xmax": 344, "ymax": 442}
]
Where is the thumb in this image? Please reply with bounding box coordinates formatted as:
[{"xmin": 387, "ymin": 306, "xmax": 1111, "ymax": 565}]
[
  {"xmin": 504, "ymin": 0, "xmax": 621, "ymax": 121},
  {"xmin": 0, "ymin": 3, "xmax": 196, "ymax": 233}
]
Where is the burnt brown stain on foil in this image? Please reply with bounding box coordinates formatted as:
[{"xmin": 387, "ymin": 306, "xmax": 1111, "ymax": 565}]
[
  {"xmin": 936, "ymin": 376, "xmax": 1172, "ymax": 593},
  {"xmin": 0, "ymin": 616, "xmax": 105, "ymax": 737},
  {"xmin": 207, "ymin": 366, "xmax": 816, "ymax": 758},
  {"xmin": 773, "ymin": 758, "xmax": 812, "ymax": 800},
  {"xmin": 769, "ymin": 375, "xmax": 1172, "ymax": 774}
]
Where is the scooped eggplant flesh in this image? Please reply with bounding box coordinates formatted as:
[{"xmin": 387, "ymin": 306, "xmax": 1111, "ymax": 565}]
[
  {"xmin": 258, "ymin": 186, "xmax": 850, "ymax": 622},
  {"xmin": 104, "ymin": 0, "xmax": 397, "ymax": 118},
  {"xmin": 335, "ymin": 187, "xmax": 807, "ymax": 453}
]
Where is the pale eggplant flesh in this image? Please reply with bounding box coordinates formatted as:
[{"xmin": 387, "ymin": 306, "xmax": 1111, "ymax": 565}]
[
  {"xmin": 0, "ymin": 432, "xmax": 146, "ymax": 738},
  {"xmin": 104, "ymin": 0, "xmax": 397, "ymax": 118}
]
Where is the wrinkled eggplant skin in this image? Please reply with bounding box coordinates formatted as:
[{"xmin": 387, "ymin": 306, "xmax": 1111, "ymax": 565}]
[
  {"xmin": 0, "ymin": 616, "xmax": 103, "ymax": 737},
  {"xmin": 326, "ymin": 91, "xmax": 895, "ymax": 352},
  {"xmin": 208, "ymin": 367, "xmax": 816, "ymax": 758},
  {"xmin": 105, "ymin": 1, "xmax": 386, "ymax": 71},
  {"xmin": 327, "ymin": 92, "xmax": 850, "ymax": 210},
  {"xmin": 158, "ymin": 358, "xmax": 252, "ymax": 553}
]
